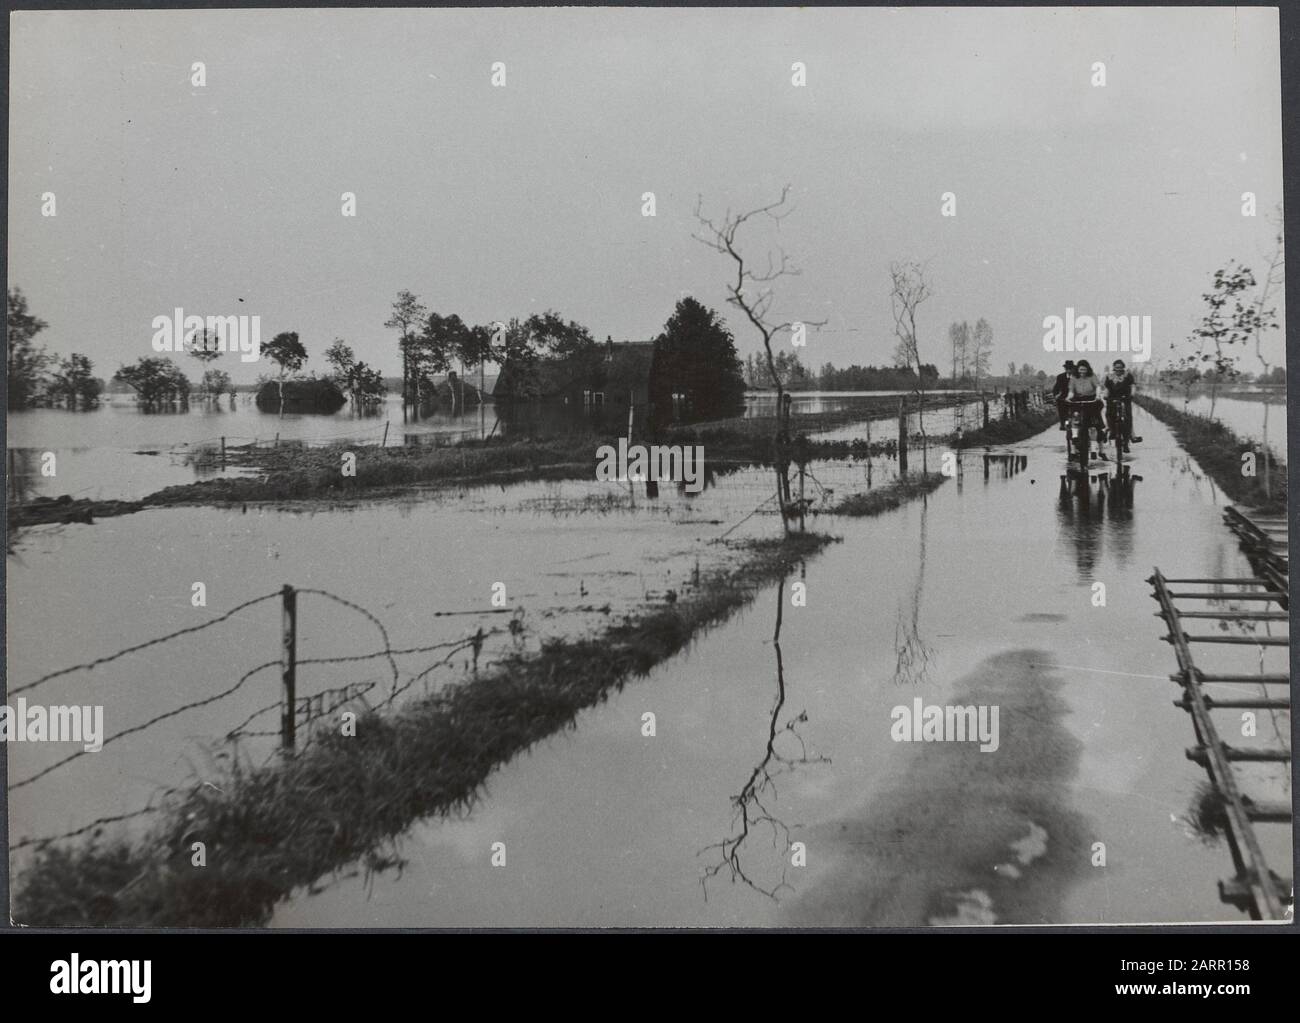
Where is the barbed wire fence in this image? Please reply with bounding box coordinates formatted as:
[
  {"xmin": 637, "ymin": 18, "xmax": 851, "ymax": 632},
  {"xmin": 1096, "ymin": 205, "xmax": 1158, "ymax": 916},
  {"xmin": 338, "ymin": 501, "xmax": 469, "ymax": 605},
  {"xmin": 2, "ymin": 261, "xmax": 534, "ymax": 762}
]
[{"xmin": 7, "ymin": 584, "xmax": 516, "ymax": 850}]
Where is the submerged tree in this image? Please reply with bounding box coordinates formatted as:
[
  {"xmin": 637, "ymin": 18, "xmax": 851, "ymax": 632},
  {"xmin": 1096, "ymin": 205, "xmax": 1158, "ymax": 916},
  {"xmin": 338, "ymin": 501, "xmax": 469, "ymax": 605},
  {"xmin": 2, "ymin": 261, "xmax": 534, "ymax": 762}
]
[
  {"xmin": 694, "ymin": 185, "xmax": 824, "ymax": 535},
  {"xmin": 890, "ymin": 260, "xmax": 933, "ymax": 470},
  {"xmin": 48, "ymin": 353, "xmax": 104, "ymax": 409},
  {"xmin": 184, "ymin": 328, "xmax": 224, "ymax": 399},
  {"xmin": 115, "ymin": 357, "xmax": 191, "ymax": 410},
  {"xmin": 260, "ymin": 331, "xmax": 308, "ymax": 417},
  {"xmin": 385, "ymin": 290, "xmax": 428, "ymax": 420}
]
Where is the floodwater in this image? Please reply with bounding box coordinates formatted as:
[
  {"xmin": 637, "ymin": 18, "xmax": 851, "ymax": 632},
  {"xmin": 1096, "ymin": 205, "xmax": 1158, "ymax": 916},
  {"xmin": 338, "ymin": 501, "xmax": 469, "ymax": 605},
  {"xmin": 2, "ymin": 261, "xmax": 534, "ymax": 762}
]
[
  {"xmin": 5, "ymin": 395, "xmax": 500, "ymax": 503},
  {"xmin": 254, "ymin": 409, "xmax": 1286, "ymax": 927},
  {"xmin": 7, "ymin": 408, "xmax": 1289, "ymax": 925},
  {"xmin": 5, "ymin": 451, "xmax": 904, "ymax": 856},
  {"xmin": 1150, "ymin": 390, "xmax": 1288, "ymax": 463},
  {"xmin": 6, "ymin": 390, "xmax": 944, "ymax": 503}
]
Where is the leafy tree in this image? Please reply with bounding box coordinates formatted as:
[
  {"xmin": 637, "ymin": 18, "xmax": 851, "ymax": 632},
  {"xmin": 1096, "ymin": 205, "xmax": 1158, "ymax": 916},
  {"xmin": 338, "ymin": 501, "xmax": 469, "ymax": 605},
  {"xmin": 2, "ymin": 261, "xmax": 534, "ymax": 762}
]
[
  {"xmin": 456, "ymin": 323, "xmax": 495, "ymax": 406},
  {"xmin": 385, "ymin": 291, "xmax": 428, "ymax": 417},
  {"xmin": 420, "ymin": 313, "xmax": 498, "ymax": 410},
  {"xmin": 420, "ymin": 313, "xmax": 466, "ymax": 402},
  {"xmin": 1180, "ymin": 262, "xmax": 1277, "ymax": 418},
  {"xmin": 49, "ymin": 353, "xmax": 104, "ymax": 409},
  {"xmin": 348, "ymin": 361, "xmax": 387, "ymax": 405},
  {"xmin": 492, "ymin": 318, "xmax": 541, "ymax": 401},
  {"xmin": 182, "ymin": 328, "xmax": 227, "ymax": 399},
  {"xmin": 649, "ymin": 297, "xmax": 746, "ymax": 424},
  {"xmin": 201, "ymin": 368, "xmax": 232, "ymax": 401},
  {"xmin": 526, "ymin": 311, "xmax": 597, "ymax": 364},
  {"xmin": 115, "ymin": 357, "xmax": 191, "ymax": 410},
  {"xmin": 324, "ymin": 338, "xmax": 355, "ymax": 382},
  {"xmin": 260, "ymin": 331, "xmax": 308, "ymax": 417},
  {"xmin": 321, "ymin": 338, "xmax": 384, "ymax": 406},
  {"xmin": 7, "ymin": 287, "xmax": 51, "ymax": 409}
]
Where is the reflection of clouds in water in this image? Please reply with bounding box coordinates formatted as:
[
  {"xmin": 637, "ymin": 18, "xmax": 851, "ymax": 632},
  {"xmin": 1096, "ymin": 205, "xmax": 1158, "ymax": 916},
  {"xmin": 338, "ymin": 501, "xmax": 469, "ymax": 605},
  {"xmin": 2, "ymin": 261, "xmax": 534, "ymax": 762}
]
[
  {"xmin": 931, "ymin": 822, "xmax": 1048, "ymax": 924},
  {"xmin": 1010, "ymin": 821, "xmax": 1049, "ymax": 865},
  {"xmin": 929, "ymin": 888, "xmax": 996, "ymax": 926},
  {"xmin": 413, "ymin": 809, "xmax": 513, "ymax": 865}
]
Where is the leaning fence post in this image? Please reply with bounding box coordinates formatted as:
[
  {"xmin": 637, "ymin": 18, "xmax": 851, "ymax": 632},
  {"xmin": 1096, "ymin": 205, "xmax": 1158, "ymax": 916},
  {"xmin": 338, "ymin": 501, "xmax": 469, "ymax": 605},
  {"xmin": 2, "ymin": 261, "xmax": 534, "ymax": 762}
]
[
  {"xmin": 382, "ymin": 420, "xmax": 390, "ymax": 448},
  {"xmin": 281, "ymin": 584, "xmax": 297, "ymax": 751}
]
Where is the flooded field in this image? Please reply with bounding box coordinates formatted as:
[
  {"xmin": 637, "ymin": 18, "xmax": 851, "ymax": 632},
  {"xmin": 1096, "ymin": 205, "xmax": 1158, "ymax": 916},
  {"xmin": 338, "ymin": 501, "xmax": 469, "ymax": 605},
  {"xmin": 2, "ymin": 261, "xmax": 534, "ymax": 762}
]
[
  {"xmin": 5, "ymin": 448, "xmax": 901, "ymax": 854},
  {"xmin": 6, "ymin": 391, "xmax": 947, "ymax": 503},
  {"xmin": 7, "ymin": 404, "xmax": 1289, "ymax": 926},
  {"xmin": 5, "ymin": 395, "xmax": 500, "ymax": 502},
  {"xmin": 1151, "ymin": 391, "xmax": 1288, "ymax": 463}
]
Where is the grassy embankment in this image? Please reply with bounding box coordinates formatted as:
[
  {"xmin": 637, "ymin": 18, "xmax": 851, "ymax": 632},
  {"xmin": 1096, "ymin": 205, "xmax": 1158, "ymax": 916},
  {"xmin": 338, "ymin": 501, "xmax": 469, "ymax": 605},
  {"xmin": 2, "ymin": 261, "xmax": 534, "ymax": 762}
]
[
  {"xmin": 13, "ymin": 532, "xmax": 838, "ymax": 928},
  {"xmin": 1135, "ymin": 394, "xmax": 1286, "ymax": 514}
]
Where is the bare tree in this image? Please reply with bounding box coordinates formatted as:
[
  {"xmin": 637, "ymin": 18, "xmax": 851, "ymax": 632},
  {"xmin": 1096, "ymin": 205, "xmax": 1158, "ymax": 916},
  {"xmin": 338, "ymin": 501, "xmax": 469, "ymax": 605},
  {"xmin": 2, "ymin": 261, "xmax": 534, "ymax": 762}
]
[
  {"xmin": 694, "ymin": 186, "xmax": 824, "ymax": 535},
  {"xmin": 948, "ymin": 320, "xmax": 970, "ymax": 386},
  {"xmin": 1250, "ymin": 207, "xmax": 1285, "ymax": 497},
  {"xmin": 889, "ymin": 260, "xmax": 932, "ymax": 470},
  {"xmin": 971, "ymin": 317, "xmax": 994, "ymax": 387}
]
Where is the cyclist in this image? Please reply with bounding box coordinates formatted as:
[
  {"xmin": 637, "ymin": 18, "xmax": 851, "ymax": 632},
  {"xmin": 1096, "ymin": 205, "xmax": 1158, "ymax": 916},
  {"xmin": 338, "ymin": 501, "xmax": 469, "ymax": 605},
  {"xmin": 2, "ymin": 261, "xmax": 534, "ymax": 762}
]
[
  {"xmin": 1103, "ymin": 359, "xmax": 1142, "ymax": 453},
  {"xmin": 1052, "ymin": 360, "xmax": 1077, "ymax": 430},
  {"xmin": 1067, "ymin": 359, "xmax": 1107, "ymax": 460}
]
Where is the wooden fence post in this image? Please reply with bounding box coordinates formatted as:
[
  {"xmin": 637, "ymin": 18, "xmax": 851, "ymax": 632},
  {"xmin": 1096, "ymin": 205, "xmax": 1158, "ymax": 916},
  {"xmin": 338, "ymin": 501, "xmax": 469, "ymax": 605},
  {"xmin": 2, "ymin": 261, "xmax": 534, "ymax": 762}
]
[
  {"xmin": 897, "ymin": 397, "xmax": 908, "ymax": 474},
  {"xmin": 382, "ymin": 420, "xmax": 390, "ymax": 448},
  {"xmin": 220, "ymin": 436, "xmax": 226, "ymax": 466},
  {"xmin": 281, "ymin": 584, "xmax": 297, "ymax": 751},
  {"xmin": 982, "ymin": 395, "xmax": 990, "ymax": 429}
]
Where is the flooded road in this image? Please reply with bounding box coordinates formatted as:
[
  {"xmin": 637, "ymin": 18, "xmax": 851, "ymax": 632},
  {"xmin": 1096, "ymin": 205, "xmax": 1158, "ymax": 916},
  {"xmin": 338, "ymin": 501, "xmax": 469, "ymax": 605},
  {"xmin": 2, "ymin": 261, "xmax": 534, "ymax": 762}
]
[{"xmin": 265, "ymin": 409, "xmax": 1290, "ymax": 926}]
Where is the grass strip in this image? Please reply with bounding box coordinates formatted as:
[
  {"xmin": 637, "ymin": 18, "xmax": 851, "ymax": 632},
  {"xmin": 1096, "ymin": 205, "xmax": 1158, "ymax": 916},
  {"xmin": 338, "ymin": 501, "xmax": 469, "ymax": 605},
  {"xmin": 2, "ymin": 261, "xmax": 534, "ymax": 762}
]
[{"xmin": 826, "ymin": 472, "xmax": 949, "ymax": 516}]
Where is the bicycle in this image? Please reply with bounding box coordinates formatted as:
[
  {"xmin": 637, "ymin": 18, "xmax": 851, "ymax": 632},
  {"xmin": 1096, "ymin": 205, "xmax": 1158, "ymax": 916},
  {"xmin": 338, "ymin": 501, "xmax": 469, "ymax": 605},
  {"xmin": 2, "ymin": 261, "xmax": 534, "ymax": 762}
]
[{"xmin": 1062, "ymin": 398, "xmax": 1105, "ymax": 472}]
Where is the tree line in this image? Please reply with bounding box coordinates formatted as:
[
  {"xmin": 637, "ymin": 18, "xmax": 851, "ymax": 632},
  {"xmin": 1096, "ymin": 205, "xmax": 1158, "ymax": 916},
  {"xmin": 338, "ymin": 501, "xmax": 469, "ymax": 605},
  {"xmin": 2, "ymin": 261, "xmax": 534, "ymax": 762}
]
[
  {"xmin": 384, "ymin": 291, "xmax": 747, "ymax": 425},
  {"xmin": 7, "ymin": 287, "xmax": 105, "ymax": 410}
]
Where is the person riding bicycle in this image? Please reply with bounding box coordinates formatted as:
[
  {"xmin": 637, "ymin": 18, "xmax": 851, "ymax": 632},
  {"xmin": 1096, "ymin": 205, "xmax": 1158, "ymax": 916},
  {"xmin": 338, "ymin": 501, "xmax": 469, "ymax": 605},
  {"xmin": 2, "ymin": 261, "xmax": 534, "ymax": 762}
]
[
  {"xmin": 1103, "ymin": 359, "xmax": 1142, "ymax": 452},
  {"xmin": 1067, "ymin": 359, "xmax": 1108, "ymax": 460},
  {"xmin": 1052, "ymin": 360, "xmax": 1077, "ymax": 430}
]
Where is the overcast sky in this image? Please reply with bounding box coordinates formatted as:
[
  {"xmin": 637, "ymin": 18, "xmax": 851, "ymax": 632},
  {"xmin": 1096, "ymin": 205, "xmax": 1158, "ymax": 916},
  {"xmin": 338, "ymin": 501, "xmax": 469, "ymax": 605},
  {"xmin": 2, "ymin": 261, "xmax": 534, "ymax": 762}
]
[{"xmin": 8, "ymin": 6, "xmax": 1285, "ymax": 384}]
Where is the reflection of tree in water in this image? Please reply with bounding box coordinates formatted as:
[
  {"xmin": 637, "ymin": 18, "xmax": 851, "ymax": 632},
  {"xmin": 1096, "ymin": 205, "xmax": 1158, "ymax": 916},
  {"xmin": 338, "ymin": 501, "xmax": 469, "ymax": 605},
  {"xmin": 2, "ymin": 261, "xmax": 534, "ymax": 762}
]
[
  {"xmin": 890, "ymin": 493, "xmax": 934, "ymax": 686},
  {"xmin": 699, "ymin": 571, "xmax": 829, "ymax": 901}
]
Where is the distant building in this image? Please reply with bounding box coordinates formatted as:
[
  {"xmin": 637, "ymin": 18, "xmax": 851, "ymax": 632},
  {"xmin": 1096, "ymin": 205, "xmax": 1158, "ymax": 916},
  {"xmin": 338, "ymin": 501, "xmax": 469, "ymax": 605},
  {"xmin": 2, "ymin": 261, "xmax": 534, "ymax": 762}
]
[{"xmin": 501, "ymin": 337, "xmax": 653, "ymax": 415}]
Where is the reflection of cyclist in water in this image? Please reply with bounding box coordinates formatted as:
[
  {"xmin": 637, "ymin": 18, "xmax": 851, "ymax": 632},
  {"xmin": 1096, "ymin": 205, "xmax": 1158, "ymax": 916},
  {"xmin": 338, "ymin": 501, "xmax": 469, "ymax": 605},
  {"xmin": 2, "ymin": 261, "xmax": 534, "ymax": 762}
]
[
  {"xmin": 1067, "ymin": 359, "xmax": 1108, "ymax": 460},
  {"xmin": 1103, "ymin": 359, "xmax": 1142, "ymax": 453}
]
